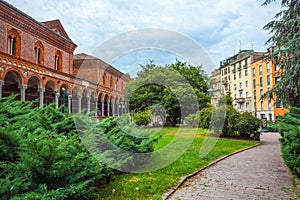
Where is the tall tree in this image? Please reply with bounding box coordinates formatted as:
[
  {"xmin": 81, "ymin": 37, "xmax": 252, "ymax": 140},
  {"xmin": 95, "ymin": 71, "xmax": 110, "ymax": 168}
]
[
  {"xmin": 263, "ymin": 0, "xmax": 300, "ymax": 107},
  {"xmin": 124, "ymin": 61, "xmax": 210, "ymax": 126}
]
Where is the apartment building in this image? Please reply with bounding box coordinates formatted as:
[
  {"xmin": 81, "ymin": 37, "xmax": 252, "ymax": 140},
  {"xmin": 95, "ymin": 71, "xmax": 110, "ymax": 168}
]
[
  {"xmin": 251, "ymin": 57, "xmax": 274, "ymax": 120},
  {"xmin": 218, "ymin": 50, "xmax": 263, "ymax": 112},
  {"xmin": 209, "ymin": 69, "xmax": 222, "ymax": 107}
]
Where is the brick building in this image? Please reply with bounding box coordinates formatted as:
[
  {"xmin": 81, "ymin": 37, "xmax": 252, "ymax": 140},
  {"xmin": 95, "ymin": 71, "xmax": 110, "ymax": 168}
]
[{"xmin": 0, "ymin": 0, "xmax": 130, "ymax": 116}]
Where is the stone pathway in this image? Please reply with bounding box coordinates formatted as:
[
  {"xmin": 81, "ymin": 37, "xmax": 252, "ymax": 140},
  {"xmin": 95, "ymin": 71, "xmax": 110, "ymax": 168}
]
[{"xmin": 168, "ymin": 132, "xmax": 299, "ymax": 200}]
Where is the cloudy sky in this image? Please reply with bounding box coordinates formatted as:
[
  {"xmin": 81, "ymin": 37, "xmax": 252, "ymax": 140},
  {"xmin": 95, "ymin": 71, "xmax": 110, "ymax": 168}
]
[{"xmin": 5, "ymin": 0, "xmax": 282, "ymax": 75}]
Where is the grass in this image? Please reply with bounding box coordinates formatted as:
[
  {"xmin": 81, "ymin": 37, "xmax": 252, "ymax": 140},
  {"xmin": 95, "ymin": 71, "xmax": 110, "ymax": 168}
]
[{"xmin": 98, "ymin": 127, "xmax": 257, "ymax": 200}]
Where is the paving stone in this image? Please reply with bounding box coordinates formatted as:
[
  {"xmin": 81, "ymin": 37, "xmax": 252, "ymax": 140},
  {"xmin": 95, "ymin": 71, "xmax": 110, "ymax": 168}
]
[{"xmin": 168, "ymin": 133, "xmax": 299, "ymax": 200}]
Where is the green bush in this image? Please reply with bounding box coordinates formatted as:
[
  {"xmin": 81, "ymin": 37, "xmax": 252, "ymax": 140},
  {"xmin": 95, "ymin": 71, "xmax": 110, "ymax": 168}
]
[
  {"xmin": 199, "ymin": 107, "xmax": 213, "ymax": 129},
  {"xmin": 87, "ymin": 116, "xmax": 160, "ymax": 172},
  {"xmin": 184, "ymin": 112, "xmax": 199, "ymax": 127},
  {"xmin": 236, "ymin": 112, "xmax": 260, "ymax": 139},
  {"xmin": 277, "ymin": 107, "xmax": 300, "ymax": 177},
  {"xmin": 0, "ymin": 96, "xmax": 112, "ymax": 199},
  {"xmin": 185, "ymin": 106, "xmax": 259, "ymax": 139},
  {"xmin": 220, "ymin": 106, "xmax": 240, "ymax": 137},
  {"xmin": 267, "ymin": 120, "xmax": 279, "ymax": 132},
  {"xmin": 131, "ymin": 109, "xmax": 152, "ymax": 126},
  {"xmin": 0, "ymin": 95, "xmax": 158, "ymax": 199},
  {"xmin": 184, "ymin": 107, "xmax": 212, "ymax": 128}
]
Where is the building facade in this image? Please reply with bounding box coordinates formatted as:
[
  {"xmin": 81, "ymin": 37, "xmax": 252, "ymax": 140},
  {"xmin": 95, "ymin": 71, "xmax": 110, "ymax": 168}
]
[
  {"xmin": 211, "ymin": 48, "xmax": 288, "ymax": 120},
  {"xmin": 209, "ymin": 69, "xmax": 222, "ymax": 107},
  {"xmin": 0, "ymin": 1, "xmax": 129, "ymax": 117},
  {"xmin": 218, "ymin": 50, "xmax": 263, "ymax": 112},
  {"xmin": 251, "ymin": 57, "xmax": 274, "ymax": 120}
]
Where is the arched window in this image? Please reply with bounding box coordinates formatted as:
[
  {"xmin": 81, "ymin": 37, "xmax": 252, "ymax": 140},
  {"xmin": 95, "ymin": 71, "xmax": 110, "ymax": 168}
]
[
  {"xmin": 7, "ymin": 28, "xmax": 21, "ymax": 56},
  {"xmin": 115, "ymin": 79, "xmax": 119, "ymax": 90},
  {"xmin": 55, "ymin": 50, "xmax": 62, "ymax": 71},
  {"xmin": 103, "ymin": 73, "xmax": 107, "ymax": 87},
  {"xmin": 34, "ymin": 41, "xmax": 44, "ymax": 65},
  {"xmin": 110, "ymin": 76, "xmax": 113, "ymax": 89}
]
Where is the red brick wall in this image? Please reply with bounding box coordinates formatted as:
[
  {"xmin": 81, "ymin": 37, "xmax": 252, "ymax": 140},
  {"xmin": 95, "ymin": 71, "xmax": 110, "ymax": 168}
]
[
  {"xmin": 0, "ymin": 21, "xmax": 6, "ymax": 52},
  {"xmin": 73, "ymin": 59, "xmax": 99, "ymax": 83},
  {"xmin": 0, "ymin": 2, "xmax": 76, "ymax": 75}
]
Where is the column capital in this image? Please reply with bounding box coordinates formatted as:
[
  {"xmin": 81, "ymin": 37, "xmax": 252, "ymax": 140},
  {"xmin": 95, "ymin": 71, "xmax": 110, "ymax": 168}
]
[
  {"xmin": 39, "ymin": 87, "xmax": 45, "ymax": 93},
  {"xmin": 21, "ymin": 84, "xmax": 28, "ymax": 90}
]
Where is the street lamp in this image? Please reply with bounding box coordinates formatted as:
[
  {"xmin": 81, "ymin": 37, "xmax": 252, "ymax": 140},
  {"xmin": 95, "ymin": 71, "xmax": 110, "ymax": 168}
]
[{"xmin": 61, "ymin": 87, "xmax": 66, "ymax": 114}]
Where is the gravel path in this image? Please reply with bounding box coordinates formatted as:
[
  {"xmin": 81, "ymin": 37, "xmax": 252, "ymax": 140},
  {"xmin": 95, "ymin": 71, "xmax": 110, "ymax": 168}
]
[{"xmin": 168, "ymin": 132, "xmax": 299, "ymax": 200}]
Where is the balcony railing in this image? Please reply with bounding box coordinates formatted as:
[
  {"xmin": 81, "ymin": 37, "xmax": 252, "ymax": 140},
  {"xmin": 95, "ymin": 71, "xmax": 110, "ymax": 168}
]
[{"xmin": 236, "ymin": 98, "xmax": 246, "ymax": 103}]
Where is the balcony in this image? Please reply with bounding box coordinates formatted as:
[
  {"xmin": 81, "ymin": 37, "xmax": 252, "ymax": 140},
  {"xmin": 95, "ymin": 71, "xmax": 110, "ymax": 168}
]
[
  {"xmin": 222, "ymin": 80, "xmax": 228, "ymax": 85},
  {"xmin": 243, "ymin": 64, "xmax": 248, "ymax": 69},
  {"xmin": 236, "ymin": 98, "xmax": 246, "ymax": 103}
]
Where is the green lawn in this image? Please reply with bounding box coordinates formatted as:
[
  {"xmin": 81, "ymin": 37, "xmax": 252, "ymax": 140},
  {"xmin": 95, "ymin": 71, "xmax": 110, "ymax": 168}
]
[{"xmin": 98, "ymin": 127, "xmax": 257, "ymax": 200}]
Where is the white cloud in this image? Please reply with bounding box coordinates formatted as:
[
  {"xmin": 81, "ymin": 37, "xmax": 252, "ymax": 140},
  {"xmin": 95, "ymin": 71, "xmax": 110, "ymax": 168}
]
[{"xmin": 5, "ymin": 0, "xmax": 282, "ymax": 75}]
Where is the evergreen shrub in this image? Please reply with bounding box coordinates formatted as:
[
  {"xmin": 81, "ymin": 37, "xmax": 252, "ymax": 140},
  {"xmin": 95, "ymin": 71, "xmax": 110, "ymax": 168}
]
[
  {"xmin": 185, "ymin": 105, "xmax": 259, "ymax": 139},
  {"xmin": 0, "ymin": 95, "xmax": 158, "ymax": 199},
  {"xmin": 277, "ymin": 107, "xmax": 300, "ymax": 177},
  {"xmin": 131, "ymin": 109, "xmax": 152, "ymax": 126}
]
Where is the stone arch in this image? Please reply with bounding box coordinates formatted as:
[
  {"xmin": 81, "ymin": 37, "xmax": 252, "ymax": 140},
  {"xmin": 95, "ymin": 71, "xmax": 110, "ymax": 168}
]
[
  {"xmin": 44, "ymin": 80, "xmax": 56, "ymax": 105},
  {"xmin": 115, "ymin": 97, "xmax": 119, "ymax": 115},
  {"xmin": 81, "ymin": 89, "xmax": 89, "ymax": 114},
  {"xmin": 97, "ymin": 92, "xmax": 104, "ymax": 116},
  {"xmin": 2, "ymin": 70, "xmax": 22, "ymax": 100},
  {"xmin": 110, "ymin": 95, "xmax": 115, "ymax": 116},
  {"xmin": 104, "ymin": 94, "xmax": 109, "ymax": 116},
  {"xmin": 59, "ymin": 84, "xmax": 70, "ymax": 112},
  {"xmin": 71, "ymin": 86, "xmax": 81, "ymax": 113},
  {"xmin": 26, "ymin": 76, "xmax": 41, "ymax": 104},
  {"xmin": 90, "ymin": 91, "xmax": 97, "ymax": 112}
]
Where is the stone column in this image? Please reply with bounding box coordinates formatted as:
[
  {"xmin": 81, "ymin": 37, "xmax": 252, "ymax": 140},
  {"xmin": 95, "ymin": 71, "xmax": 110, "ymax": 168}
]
[
  {"xmin": 78, "ymin": 95, "xmax": 82, "ymax": 112},
  {"xmin": 55, "ymin": 92, "xmax": 60, "ymax": 109},
  {"xmin": 87, "ymin": 97, "xmax": 91, "ymax": 114},
  {"xmin": 0, "ymin": 80, "xmax": 4, "ymax": 98},
  {"xmin": 111, "ymin": 101, "xmax": 115, "ymax": 116},
  {"xmin": 123, "ymin": 104, "xmax": 126, "ymax": 114},
  {"xmin": 95, "ymin": 98, "xmax": 98, "ymax": 117},
  {"xmin": 68, "ymin": 95, "xmax": 72, "ymax": 113},
  {"xmin": 107, "ymin": 102, "xmax": 110, "ymax": 116},
  {"xmin": 39, "ymin": 88, "xmax": 45, "ymax": 108},
  {"xmin": 101, "ymin": 99, "xmax": 104, "ymax": 116},
  {"xmin": 120, "ymin": 103, "xmax": 123, "ymax": 115},
  {"xmin": 117, "ymin": 101, "xmax": 120, "ymax": 116},
  {"xmin": 20, "ymin": 84, "xmax": 27, "ymax": 101},
  {"xmin": 125, "ymin": 103, "xmax": 129, "ymax": 113}
]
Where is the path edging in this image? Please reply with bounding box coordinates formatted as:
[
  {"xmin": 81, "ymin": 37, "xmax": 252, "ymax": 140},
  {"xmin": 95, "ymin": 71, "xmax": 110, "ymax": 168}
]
[{"xmin": 162, "ymin": 142, "xmax": 261, "ymax": 199}]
